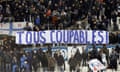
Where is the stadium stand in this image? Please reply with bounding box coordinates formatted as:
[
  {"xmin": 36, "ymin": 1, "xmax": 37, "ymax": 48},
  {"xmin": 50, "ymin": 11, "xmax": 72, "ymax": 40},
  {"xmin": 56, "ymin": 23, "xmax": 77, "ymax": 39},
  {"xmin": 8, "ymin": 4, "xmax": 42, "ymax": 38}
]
[
  {"xmin": 0, "ymin": 0, "xmax": 120, "ymax": 72},
  {"xmin": 0, "ymin": 0, "xmax": 119, "ymax": 30}
]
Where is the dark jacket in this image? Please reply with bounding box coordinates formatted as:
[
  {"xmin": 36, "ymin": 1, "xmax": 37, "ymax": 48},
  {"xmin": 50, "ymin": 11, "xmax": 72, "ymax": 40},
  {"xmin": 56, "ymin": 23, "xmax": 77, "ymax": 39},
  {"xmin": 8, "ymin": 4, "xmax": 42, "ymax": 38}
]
[
  {"xmin": 41, "ymin": 53, "xmax": 48, "ymax": 67},
  {"xmin": 68, "ymin": 57, "xmax": 77, "ymax": 67},
  {"xmin": 57, "ymin": 55, "xmax": 64, "ymax": 66}
]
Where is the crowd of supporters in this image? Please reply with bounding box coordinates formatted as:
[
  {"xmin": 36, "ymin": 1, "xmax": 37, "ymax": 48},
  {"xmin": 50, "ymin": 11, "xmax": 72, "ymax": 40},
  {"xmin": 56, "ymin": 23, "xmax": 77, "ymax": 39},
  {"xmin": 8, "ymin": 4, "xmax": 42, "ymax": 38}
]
[
  {"xmin": 0, "ymin": 37, "xmax": 120, "ymax": 72},
  {"xmin": 0, "ymin": 0, "xmax": 120, "ymax": 30},
  {"xmin": 0, "ymin": 37, "xmax": 65, "ymax": 72}
]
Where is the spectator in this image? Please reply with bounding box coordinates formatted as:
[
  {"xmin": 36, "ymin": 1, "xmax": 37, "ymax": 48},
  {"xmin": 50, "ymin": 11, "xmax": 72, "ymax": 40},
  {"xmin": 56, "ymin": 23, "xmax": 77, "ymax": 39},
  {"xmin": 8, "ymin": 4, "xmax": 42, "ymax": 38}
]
[
  {"xmin": 12, "ymin": 56, "xmax": 19, "ymax": 72},
  {"xmin": 48, "ymin": 55, "xmax": 56, "ymax": 72},
  {"xmin": 23, "ymin": 22, "xmax": 32, "ymax": 31},
  {"xmin": 54, "ymin": 51, "xmax": 58, "ymax": 61},
  {"xmin": 56, "ymin": 51, "xmax": 65, "ymax": 72},
  {"xmin": 109, "ymin": 49, "xmax": 118, "ymax": 71},
  {"xmin": 26, "ymin": 52, "xmax": 32, "ymax": 72},
  {"xmin": 101, "ymin": 15, "xmax": 109, "ymax": 30},
  {"xmin": 4, "ymin": 51, "xmax": 12, "ymax": 72},
  {"xmin": 47, "ymin": 45, "xmax": 52, "ymax": 56},
  {"xmin": 46, "ymin": 9, "xmax": 52, "ymax": 17},
  {"xmin": 23, "ymin": 60, "xmax": 31, "ymax": 72},
  {"xmin": 5, "ymin": 4, "xmax": 11, "ymax": 17},
  {"xmin": 82, "ymin": 49, "xmax": 87, "ymax": 66},
  {"xmin": 111, "ymin": 10, "xmax": 118, "ymax": 31},
  {"xmin": 115, "ymin": 45, "xmax": 120, "ymax": 64},
  {"xmin": 71, "ymin": 45, "xmax": 78, "ymax": 56},
  {"xmin": 41, "ymin": 52, "xmax": 48, "ymax": 72},
  {"xmin": 100, "ymin": 50, "xmax": 107, "ymax": 66},
  {"xmin": 20, "ymin": 54, "xmax": 27, "ymax": 72},
  {"xmin": 32, "ymin": 55, "xmax": 39, "ymax": 72},
  {"xmin": 37, "ymin": 48, "xmax": 43, "ymax": 66},
  {"xmin": 68, "ymin": 55, "xmax": 77, "ymax": 72},
  {"xmin": 101, "ymin": 44, "xmax": 109, "ymax": 64},
  {"xmin": 74, "ymin": 49, "xmax": 82, "ymax": 67},
  {"xmin": 34, "ymin": 15, "xmax": 41, "ymax": 28}
]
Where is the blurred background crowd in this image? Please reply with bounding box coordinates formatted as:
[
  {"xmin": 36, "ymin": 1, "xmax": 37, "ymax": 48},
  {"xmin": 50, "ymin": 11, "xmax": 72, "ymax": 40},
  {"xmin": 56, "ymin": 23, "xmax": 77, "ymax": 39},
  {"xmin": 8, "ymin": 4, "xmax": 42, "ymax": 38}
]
[{"xmin": 0, "ymin": 0, "xmax": 120, "ymax": 30}]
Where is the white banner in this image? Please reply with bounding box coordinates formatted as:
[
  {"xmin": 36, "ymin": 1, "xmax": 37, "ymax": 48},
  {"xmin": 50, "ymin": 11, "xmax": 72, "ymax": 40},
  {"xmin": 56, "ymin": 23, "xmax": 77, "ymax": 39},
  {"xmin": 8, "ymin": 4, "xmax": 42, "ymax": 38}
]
[
  {"xmin": 0, "ymin": 30, "xmax": 9, "ymax": 35},
  {"xmin": 12, "ymin": 30, "xmax": 24, "ymax": 36},
  {"xmin": 0, "ymin": 22, "xmax": 33, "ymax": 36},
  {"xmin": 88, "ymin": 59, "xmax": 106, "ymax": 72},
  {"xmin": 15, "ymin": 30, "xmax": 109, "ymax": 44},
  {"xmin": 0, "ymin": 23, "xmax": 10, "ymax": 29},
  {"xmin": 12, "ymin": 22, "xmax": 33, "ymax": 29}
]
